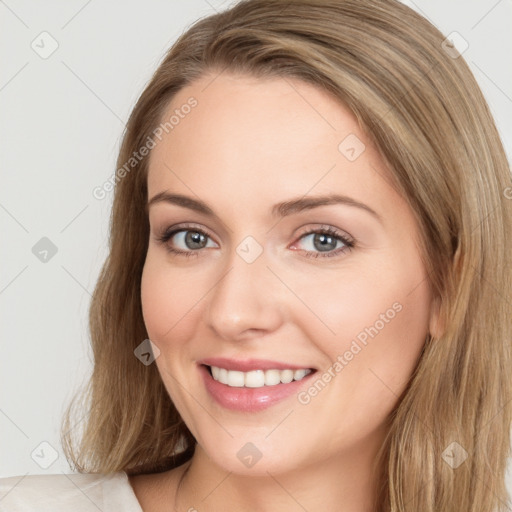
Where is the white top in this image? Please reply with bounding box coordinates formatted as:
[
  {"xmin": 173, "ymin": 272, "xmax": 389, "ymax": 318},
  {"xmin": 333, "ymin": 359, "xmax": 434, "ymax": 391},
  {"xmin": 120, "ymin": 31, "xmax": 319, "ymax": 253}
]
[{"xmin": 0, "ymin": 471, "xmax": 143, "ymax": 511}]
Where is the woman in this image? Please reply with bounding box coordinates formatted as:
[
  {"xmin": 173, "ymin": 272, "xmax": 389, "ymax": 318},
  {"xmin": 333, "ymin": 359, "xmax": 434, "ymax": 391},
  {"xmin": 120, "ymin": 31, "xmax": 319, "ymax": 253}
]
[{"xmin": 2, "ymin": 0, "xmax": 511, "ymax": 510}]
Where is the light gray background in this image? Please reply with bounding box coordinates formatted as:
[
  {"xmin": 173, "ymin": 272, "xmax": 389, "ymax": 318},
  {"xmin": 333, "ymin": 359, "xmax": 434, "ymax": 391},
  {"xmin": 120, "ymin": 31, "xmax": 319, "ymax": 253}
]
[{"xmin": 1, "ymin": 0, "xmax": 511, "ymax": 495}]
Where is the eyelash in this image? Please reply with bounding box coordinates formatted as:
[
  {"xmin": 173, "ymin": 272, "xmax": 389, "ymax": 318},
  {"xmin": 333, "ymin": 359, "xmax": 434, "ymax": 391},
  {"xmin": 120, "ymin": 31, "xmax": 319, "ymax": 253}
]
[{"xmin": 155, "ymin": 224, "xmax": 355, "ymax": 260}]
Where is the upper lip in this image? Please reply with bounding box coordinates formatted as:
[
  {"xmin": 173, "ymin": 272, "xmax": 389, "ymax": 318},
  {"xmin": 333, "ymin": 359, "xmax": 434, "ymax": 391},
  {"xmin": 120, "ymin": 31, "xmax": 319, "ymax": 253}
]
[{"xmin": 198, "ymin": 357, "xmax": 316, "ymax": 372}]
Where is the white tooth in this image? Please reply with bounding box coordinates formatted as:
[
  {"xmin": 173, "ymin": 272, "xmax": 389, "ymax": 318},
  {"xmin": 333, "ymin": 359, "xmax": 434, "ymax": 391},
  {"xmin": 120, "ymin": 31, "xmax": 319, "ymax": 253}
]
[
  {"xmin": 293, "ymin": 369, "xmax": 307, "ymax": 381},
  {"xmin": 280, "ymin": 369, "xmax": 294, "ymax": 384},
  {"xmin": 245, "ymin": 370, "xmax": 265, "ymax": 388},
  {"xmin": 264, "ymin": 369, "xmax": 281, "ymax": 386},
  {"xmin": 227, "ymin": 370, "xmax": 245, "ymax": 387},
  {"xmin": 218, "ymin": 367, "xmax": 229, "ymax": 385},
  {"xmin": 210, "ymin": 365, "xmax": 311, "ymax": 387},
  {"xmin": 211, "ymin": 366, "xmax": 220, "ymax": 380}
]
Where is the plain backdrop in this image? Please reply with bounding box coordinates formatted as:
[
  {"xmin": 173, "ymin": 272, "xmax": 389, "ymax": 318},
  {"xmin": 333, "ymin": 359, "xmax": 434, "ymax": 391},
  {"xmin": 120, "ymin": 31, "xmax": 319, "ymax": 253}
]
[{"xmin": 1, "ymin": 0, "xmax": 511, "ymax": 495}]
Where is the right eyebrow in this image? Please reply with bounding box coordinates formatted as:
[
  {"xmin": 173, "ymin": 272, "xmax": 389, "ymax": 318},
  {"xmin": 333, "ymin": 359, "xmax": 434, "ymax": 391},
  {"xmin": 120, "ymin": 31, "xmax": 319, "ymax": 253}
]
[{"xmin": 147, "ymin": 192, "xmax": 214, "ymax": 216}]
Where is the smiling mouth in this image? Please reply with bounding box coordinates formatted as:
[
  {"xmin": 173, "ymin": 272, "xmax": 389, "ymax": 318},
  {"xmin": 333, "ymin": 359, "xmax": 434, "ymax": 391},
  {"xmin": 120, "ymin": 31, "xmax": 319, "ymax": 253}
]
[{"xmin": 204, "ymin": 364, "xmax": 316, "ymax": 388}]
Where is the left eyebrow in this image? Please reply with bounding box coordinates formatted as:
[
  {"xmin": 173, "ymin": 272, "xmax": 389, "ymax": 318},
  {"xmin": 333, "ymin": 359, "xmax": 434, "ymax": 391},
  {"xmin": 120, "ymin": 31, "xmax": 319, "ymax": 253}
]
[
  {"xmin": 146, "ymin": 192, "xmax": 382, "ymax": 224},
  {"xmin": 271, "ymin": 194, "xmax": 382, "ymax": 223}
]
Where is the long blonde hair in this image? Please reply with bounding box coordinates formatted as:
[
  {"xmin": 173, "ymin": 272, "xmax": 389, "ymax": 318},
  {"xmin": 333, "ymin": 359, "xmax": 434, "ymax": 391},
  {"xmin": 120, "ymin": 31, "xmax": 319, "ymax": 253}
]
[{"xmin": 61, "ymin": 1, "xmax": 512, "ymax": 510}]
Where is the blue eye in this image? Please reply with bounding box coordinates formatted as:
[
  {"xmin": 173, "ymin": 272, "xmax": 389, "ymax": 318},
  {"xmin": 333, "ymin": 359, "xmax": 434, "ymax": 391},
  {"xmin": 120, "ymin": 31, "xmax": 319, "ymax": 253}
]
[
  {"xmin": 156, "ymin": 226, "xmax": 215, "ymax": 258},
  {"xmin": 293, "ymin": 227, "xmax": 354, "ymax": 259},
  {"xmin": 155, "ymin": 225, "xmax": 354, "ymax": 259}
]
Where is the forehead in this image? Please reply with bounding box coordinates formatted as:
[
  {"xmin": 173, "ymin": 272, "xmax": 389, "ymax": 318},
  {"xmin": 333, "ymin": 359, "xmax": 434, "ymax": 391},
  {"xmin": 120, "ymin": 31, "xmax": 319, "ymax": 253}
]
[{"xmin": 146, "ymin": 72, "xmax": 402, "ymax": 221}]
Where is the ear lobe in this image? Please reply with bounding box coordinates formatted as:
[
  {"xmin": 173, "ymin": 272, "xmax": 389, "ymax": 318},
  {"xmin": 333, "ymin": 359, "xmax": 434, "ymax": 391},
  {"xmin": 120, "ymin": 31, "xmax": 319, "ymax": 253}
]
[{"xmin": 429, "ymin": 296, "xmax": 444, "ymax": 339}]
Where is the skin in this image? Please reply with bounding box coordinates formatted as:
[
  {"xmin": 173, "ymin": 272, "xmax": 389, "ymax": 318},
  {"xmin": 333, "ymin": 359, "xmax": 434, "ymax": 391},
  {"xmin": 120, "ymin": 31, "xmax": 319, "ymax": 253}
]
[{"xmin": 132, "ymin": 71, "xmax": 440, "ymax": 512}]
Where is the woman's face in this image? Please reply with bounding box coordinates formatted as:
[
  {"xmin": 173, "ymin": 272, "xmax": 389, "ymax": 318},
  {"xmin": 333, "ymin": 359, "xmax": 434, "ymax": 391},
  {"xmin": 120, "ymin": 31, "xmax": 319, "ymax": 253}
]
[{"xmin": 141, "ymin": 72, "xmax": 438, "ymax": 475}]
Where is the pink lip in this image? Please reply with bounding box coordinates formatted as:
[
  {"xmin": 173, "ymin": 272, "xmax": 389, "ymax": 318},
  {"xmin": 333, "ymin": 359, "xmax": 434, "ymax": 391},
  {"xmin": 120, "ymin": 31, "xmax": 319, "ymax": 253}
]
[
  {"xmin": 198, "ymin": 357, "xmax": 315, "ymax": 372},
  {"xmin": 198, "ymin": 363, "xmax": 316, "ymax": 412}
]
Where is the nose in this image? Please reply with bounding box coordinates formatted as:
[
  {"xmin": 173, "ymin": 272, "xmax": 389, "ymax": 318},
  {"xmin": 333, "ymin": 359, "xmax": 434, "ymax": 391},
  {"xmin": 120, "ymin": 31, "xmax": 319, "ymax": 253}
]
[{"xmin": 205, "ymin": 249, "xmax": 285, "ymax": 342}]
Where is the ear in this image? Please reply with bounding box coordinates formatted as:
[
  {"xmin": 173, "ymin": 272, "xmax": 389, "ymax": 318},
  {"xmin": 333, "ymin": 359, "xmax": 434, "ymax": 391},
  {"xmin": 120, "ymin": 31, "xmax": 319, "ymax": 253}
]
[{"xmin": 428, "ymin": 295, "xmax": 444, "ymax": 339}]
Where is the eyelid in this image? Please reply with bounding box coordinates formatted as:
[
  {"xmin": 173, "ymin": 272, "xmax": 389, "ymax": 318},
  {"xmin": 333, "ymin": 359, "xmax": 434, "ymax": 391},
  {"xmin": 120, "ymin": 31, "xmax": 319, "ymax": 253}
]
[
  {"xmin": 155, "ymin": 222, "xmax": 218, "ymax": 245},
  {"xmin": 154, "ymin": 222, "xmax": 355, "ymax": 259},
  {"xmin": 293, "ymin": 224, "xmax": 354, "ymax": 245},
  {"xmin": 155, "ymin": 222, "xmax": 353, "ymax": 242}
]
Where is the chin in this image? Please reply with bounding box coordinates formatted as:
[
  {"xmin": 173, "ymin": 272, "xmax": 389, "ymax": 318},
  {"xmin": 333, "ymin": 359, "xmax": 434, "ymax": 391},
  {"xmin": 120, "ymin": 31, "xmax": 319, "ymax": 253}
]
[{"xmin": 196, "ymin": 431, "xmax": 311, "ymax": 477}]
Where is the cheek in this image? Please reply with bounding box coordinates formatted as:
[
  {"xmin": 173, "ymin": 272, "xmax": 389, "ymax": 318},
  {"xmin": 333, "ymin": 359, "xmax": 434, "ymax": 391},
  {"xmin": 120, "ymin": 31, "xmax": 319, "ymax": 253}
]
[
  {"xmin": 297, "ymin": 256, "xmax": 431, "ymax": 388},
  {"xmin": 292, "ymin": 262, "xmax": 429, "ymax": 343},
  {"xmin": 290, "ymin": 269, "xmax": 431, "ymax": 444},
  {"xmin": 140, "ymin": 255, "xmax": 202, "ymax": 416},
  {"xmin": 140, "ymin": 252, "xmax": 207, "ymax": 342},
  {"xmin": 140, "ymin": 258, "xmax": 170, "ymax": 341}
]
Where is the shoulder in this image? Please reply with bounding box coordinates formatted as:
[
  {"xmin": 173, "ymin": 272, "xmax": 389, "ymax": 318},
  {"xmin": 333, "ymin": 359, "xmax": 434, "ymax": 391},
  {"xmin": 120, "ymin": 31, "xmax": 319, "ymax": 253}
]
[{"xmin": 0, "ymin": 471, "xmax": 142, "ymax": 511}]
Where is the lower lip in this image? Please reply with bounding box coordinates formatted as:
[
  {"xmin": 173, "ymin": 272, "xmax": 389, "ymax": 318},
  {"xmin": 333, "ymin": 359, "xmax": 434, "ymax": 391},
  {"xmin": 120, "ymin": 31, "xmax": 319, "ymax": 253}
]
[{"xmin": 199, "ymin": 364, "xmax": 316, "ymax": 412}]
